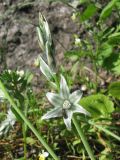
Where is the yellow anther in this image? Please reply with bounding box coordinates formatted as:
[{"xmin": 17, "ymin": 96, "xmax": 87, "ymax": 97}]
[{"xmin": 39, "ymin": 154, "xmax": 46, "ymax": 160}]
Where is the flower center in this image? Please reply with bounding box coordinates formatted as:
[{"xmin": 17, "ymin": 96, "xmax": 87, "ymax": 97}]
[
  {"xmin": 63, "ymin": 100, "xmax": 71, "ymax": 109},
  {"xmin": 39, "ymin": 155, "xmax": 45, "ymax": 160}
]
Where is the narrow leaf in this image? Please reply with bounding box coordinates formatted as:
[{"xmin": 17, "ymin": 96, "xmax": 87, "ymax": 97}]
[{"xmin": 100, "ymin": 0, "xmax": 117, "ymax": 20}]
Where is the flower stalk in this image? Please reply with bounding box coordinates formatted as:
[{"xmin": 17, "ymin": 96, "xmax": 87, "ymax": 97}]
[
  {"xmin": 41, "ymin": 75, "xmax": 95, "ymax": 159},
  {"xmin": 38, "ymin": 13, "xmax": 95, "ymax": 159},
  {"xmin": 72, "ymin": 115, "xmax": 95, "ymax": 160}
]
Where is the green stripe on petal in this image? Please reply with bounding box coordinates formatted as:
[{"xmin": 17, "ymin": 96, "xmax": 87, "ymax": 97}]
[
  {"xmin": 60, "ymin": 75, "xmax": 69, "ymax": 99},
  {"xmin": 45, "ymin": 41, "xmax": 56, "ymax": 71},
  {"xmin": 73, "ymin": 104, "xmax": 91, "ymax": 116},
  {"xmin": 37, "ymin": 27, "xmax": 44, "ymax": 51},
  {"xmin": 41, "ymin": 107, "xmax": 62, "ymax": 120},
  {"xmin": 69, "ymin": 90, "xmax": 83, "ymax": 104},
  {"xmin": 40, "ymin": 57, "xmax": 55, "ymax": 81},
  {"xmin": 46, "ymin": 92, "xmax": 63, "ymax": 108},
  {"xmin": 63, "ymin": 110, "xmax": 73, "ymax": 130}
]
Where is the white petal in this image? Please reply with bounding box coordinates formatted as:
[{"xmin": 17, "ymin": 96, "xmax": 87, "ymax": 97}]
[
  {"xmin": 63, "ymin": 110, "xmax": 73, "ymax": 130},
  {"xmin": 46, "ymin": 92, "xmax": 63, "ymax": 108},
  {"xmin": 41, "ymin": 107, "xmax": 62, "ymax": 120},
  {"xmin": 60, "ymin": 75, "xmax": 69, "ymax": 99},
  {"xmin": 7, "ymin": 109, "xmax": 16, "ymax": 122},
  {"xmin": 69, "ymin": 90, "xmax": 82, "ymax": 104},
  {"xmin": 43, "ymin": 152, "xmax": 49, "ymax": 157},
  {"xmin": 0, "ymin": 109, "xmax": 16, "ymax": 136},
  {"xmin": 73, "ymin": 104, "xmax": 91, "ymax": 116},
  {"xmin": 37, "ymin": 27, "xmax": 44, "ymax": 51},
  {"xmin": 44, "ymin": 20, "xmax": 51, "ymax": 41},
  {"xmin": 45, "ymin": 41, "xmax": 56, "ymax": 71},
  {"xmin": 0, "ymin": 89, "xmax": 5, "ymax": 100},
  {"xmin": 40, "ymin": 57, "xmax": 55, "ymax": 81}
]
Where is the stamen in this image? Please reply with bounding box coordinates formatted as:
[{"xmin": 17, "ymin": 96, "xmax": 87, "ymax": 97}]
[{"xmin": 63, "ymin": 100, "xmax": 71, "ymax": 109}]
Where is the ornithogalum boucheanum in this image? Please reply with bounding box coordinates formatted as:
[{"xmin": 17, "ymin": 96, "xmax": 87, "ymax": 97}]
[{"xmin": 42, "ymin": 75, "xmax": 90, "ymax": 130}]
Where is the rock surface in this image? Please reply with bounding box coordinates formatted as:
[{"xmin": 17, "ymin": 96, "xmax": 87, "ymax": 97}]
[
  {"xmin": 0, "ymin": 0, "xmax": 78, "ymax": 72},
  {"xmin": 0, "ymin": 0, "xmax": 81, "ymax": 91}
]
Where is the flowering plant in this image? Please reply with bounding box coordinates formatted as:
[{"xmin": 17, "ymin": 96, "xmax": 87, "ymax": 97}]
[{"xmin": 42, "ymin": 75, "xmax": 90, "ymax": 130}]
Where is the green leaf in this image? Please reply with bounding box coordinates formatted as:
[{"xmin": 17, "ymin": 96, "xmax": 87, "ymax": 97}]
[
  {"xmin": 109, "ymin": 81, "xmax": 120, "ymax": 99},
  {"xmin": 65, "ymin": 50, "xmax": 84, "ymax": 58},
  {"xmin": 116, "ymin": 1, "xmax": 120, "ymax": 9},
  {"xmin": 103, "ymin": 53, "xmax": 120, "ymax": 75},
  {"xmin": 80, "ymin": 94, "xmax": 114, "ymax": 117},
  {"xmin": 100, "ymin": 43, "xmax": 113, "ymax": 57},
  {"xmin": 100, "ymin": 0, "xmax": 117, "ymax": 20},
  {"xmin": 108, "ymin": 32, "xmax": 120, "ymax": 45},
  {"xmin": 71, "ymin": 61, "xmax": 80, "ymax": 76},
  {"xmin": 11, "ymin": 107, "xmax": 23, "ymax": 123},
  {"xmin": 65, "ymin": 50, "xmax": 92, "ymax": 60},
  {"xmin": 99, "ymin": 149, "xmax": 113, "ymax": 160},
  {"xmin": 80, "ymin": 4, "xmax": 97, "ymax": 21},
  {"xmin": 26, "ymin": 137, "xmax": 36, "ymax": 145},
  {"xmin": 112, "ymin": 57, "xmax": 120, "ymax": 75},
  {"xmin": 97, "ymin": 43, "xmax": 113, "ymax": 66},
  {"xmin": 73, "ymin": 139, "xmax": 81, "ymax": 146},
  {"xmin": 0, "ymin": 112, "xmax": 6, "ymax": 122},
  {"xmin": 24, "ymin": 71, "xmax": 33, "ymax": 84}
]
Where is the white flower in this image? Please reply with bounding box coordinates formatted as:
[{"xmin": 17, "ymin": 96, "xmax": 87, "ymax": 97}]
[
  {"xmin": 0, "ymin": 108, "xmax": 16, "ymax": 136},
  {"xmin": 75, "ymin": 38, "xmax": 81, "ymax": 45},
  {"xmin": 42, "ymin": 75, "xmax": 90, "ymax": 130},
  {"xmin": 0, "ymin": 89, "xmax": 5, "ymax": 102},
  {"xmin": 16, "ymin": 70, "xmax": 24, "ymax": 77},
  {"xmin": 8, "ymin": 70, "xmax": 11, "ymax": 74},
  {"xmin": 39, "ymin": 150, "xmax": 49, "ymax": 160},
  {"xmin": 71, "ymin": 13, "xmax": 77, "ymax": 21}
]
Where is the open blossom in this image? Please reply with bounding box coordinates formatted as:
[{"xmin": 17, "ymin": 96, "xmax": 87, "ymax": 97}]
[
  {"xmin": 0, "ymin": 108, "xmax": 16, "ymax": 136},
  {"xmin": 42, "ymin": 75, "xmax": 90, "ymax": 130},
  {"xmin": 39, "ymin": 150, "xmax": 49, "ymax": 160}
]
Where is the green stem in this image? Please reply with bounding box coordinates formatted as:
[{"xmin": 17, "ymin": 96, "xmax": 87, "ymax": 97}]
[
  {"xmin": 91, "ymin": 54, "xmax": 98, "ymax": 93},
  {"xmin": 0, "ymin": 80, "xmax": 59, "ymax": 160},
  {"xmin": 72, "ymin": 115, "xmax": 95, "ymax": 160},
  {"xmin": 89, "ymin": 121, "xmax": 120, "ymax": 141},
  {"xmin": 23, "ymin": 95, "xmax": 28, "ymax": 159},
  {"xmin": 53, "ymin": 74, "xmax": 60, "ymax": 91},
  {"xmin": 22, "ymin": 123, "xmax": 27, "ymax": 159}
]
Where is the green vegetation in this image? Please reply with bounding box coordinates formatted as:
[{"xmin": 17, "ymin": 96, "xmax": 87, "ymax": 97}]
[{"xmin": 0, "ymin": 0, "xmax": 120, "ymax": 159}]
